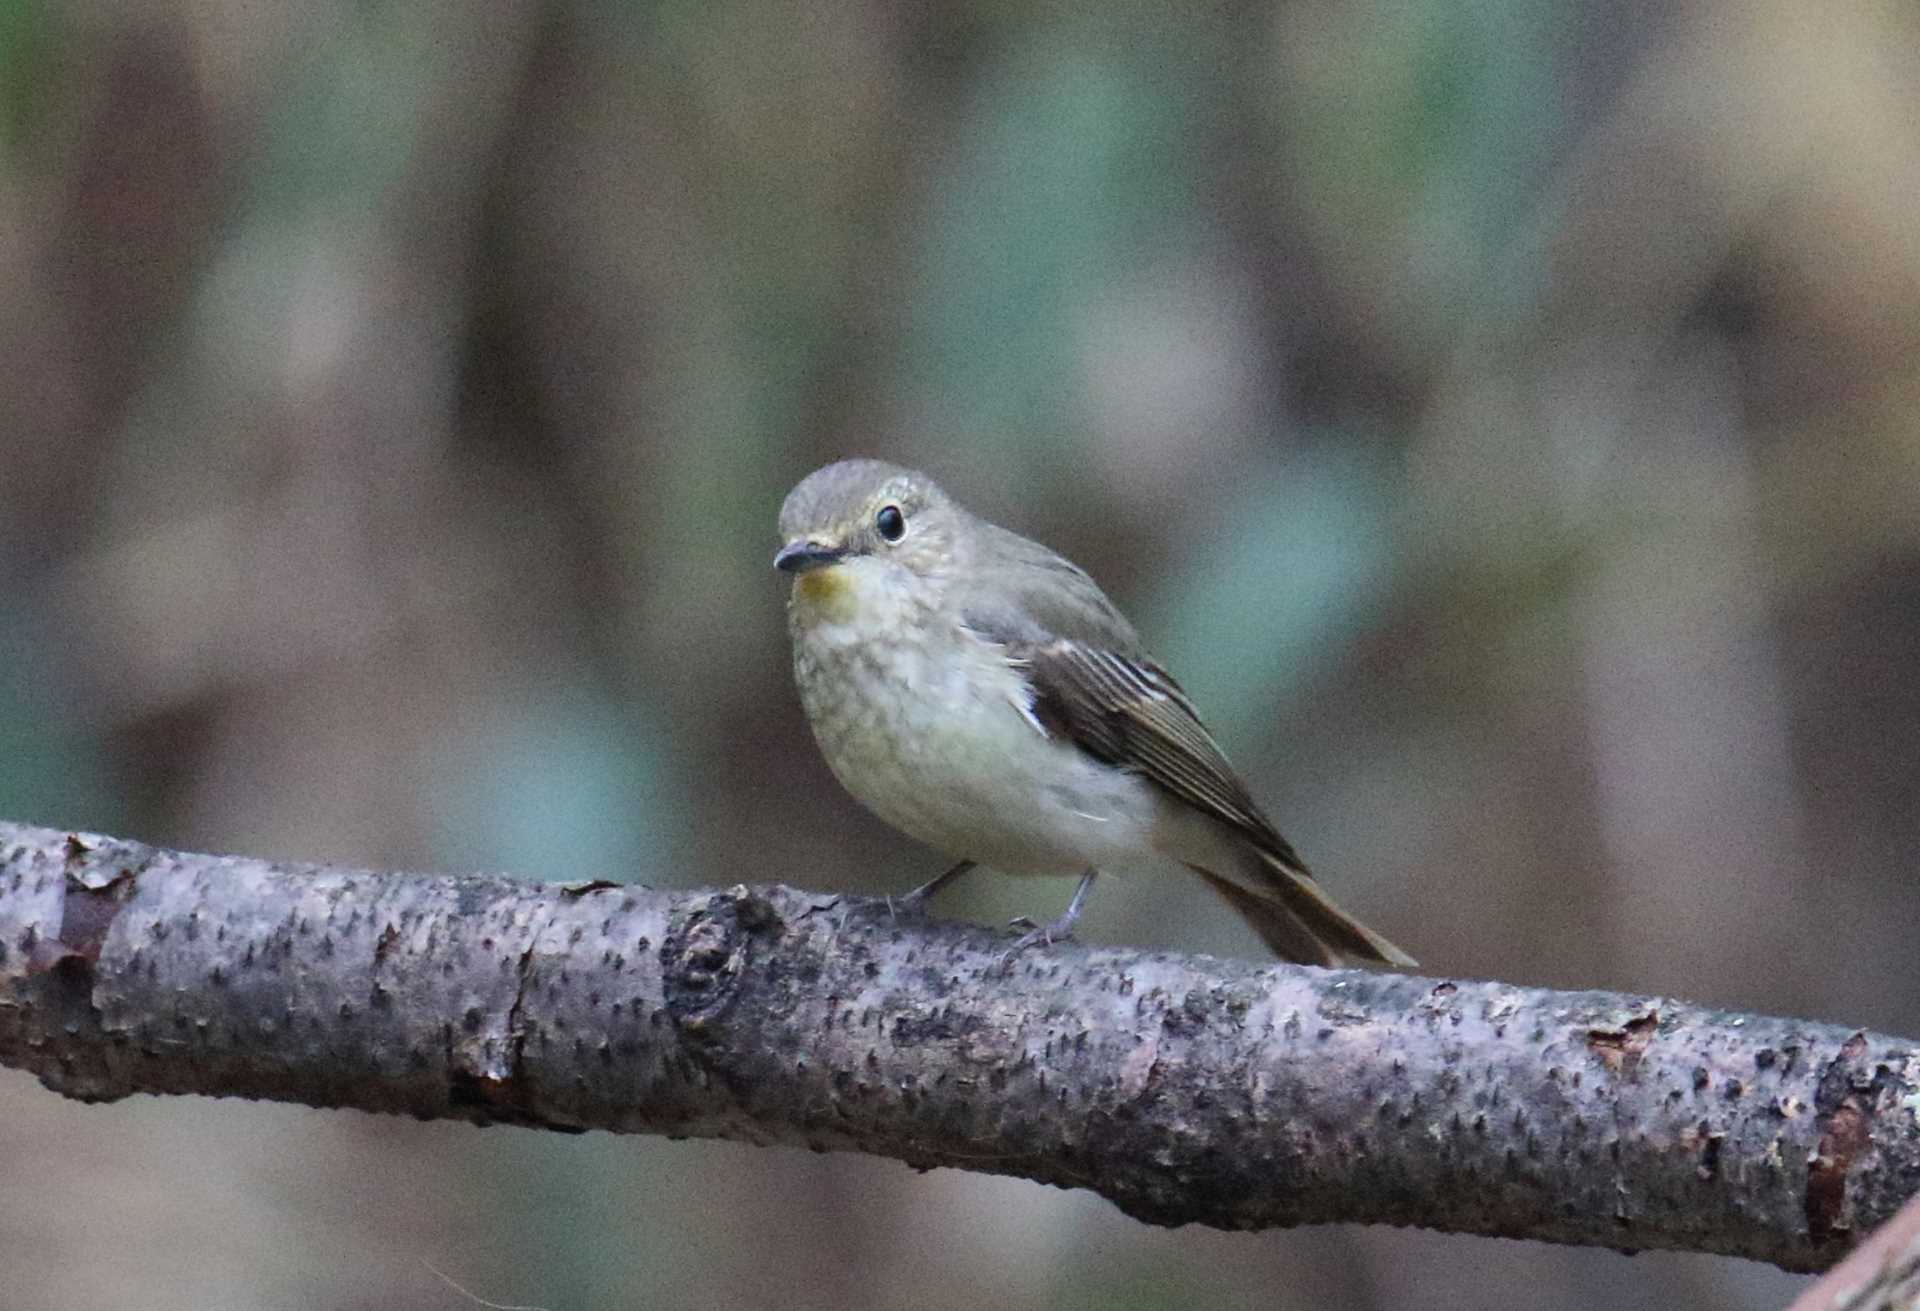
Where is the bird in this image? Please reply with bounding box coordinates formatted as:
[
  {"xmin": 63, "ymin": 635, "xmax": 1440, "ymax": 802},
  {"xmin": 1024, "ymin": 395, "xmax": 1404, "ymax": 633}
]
[{"xmin": 773, "ymin": 458, "xmax": 1415, "ymax": 968}]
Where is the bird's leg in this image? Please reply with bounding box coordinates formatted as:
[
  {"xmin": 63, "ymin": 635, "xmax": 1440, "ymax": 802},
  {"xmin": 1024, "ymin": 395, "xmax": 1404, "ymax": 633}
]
[
  {"xmin": 888, "ymin": 859, "xmax": 976, "ymax": 918},
  {"xmin": 1005, "ymin": 869, "xmax": 1098, "ymax": 956}
]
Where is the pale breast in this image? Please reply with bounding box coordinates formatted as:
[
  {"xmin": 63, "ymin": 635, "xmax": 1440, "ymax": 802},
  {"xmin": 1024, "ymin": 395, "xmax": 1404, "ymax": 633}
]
[{"xmin": 791, "ymin": 604, "xmax": 1158, "ymax": 876}]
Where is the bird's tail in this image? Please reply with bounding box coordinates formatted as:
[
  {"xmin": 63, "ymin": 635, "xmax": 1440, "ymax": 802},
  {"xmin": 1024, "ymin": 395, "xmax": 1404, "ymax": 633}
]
[{"xmin": 1188, "ymin": 850, "xmax": 1416, "ymax": 969}]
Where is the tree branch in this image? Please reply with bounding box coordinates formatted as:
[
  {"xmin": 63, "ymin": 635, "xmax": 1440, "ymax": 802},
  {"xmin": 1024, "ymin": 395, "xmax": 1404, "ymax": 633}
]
[
  {"xmin": 1788, "ymin": 1191, "xmax": 1920, "ymax": 1311},
  {"xmin": 0, "ymin": 821, "xmax": 1913, "ymax": 1272}
]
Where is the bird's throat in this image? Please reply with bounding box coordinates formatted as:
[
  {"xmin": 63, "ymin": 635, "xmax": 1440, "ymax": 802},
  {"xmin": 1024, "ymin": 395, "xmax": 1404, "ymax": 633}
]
[{"xmin": 791, "ymin": 566, "xmax": 856, "ymax": 623}]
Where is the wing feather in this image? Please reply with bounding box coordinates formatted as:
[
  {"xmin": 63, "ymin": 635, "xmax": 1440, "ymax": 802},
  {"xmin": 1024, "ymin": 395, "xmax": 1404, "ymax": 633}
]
[
  {"xmin": 950, "ymin": 523, "xmax": 1307, "ymax": 873},
  {"xmin": 997, "ymin": 636, "xmax": 1307, "ymax": 872}
]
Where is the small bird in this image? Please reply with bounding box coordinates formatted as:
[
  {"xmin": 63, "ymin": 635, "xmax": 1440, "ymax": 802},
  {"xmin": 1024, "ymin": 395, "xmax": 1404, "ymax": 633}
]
[{"xmin": 774, "ymin": 458, "xmax": 1415, "ymax": 968}]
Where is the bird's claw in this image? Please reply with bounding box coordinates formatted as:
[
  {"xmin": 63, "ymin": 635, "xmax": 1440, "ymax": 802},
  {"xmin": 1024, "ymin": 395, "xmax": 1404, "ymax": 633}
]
[
  {"xmin": 997, "ymin": 871, "xmax": 1096, "ymax": 968},
  {"xmin": 999, "ymin": 915, "xmax": 1075, "ymax": 968}
]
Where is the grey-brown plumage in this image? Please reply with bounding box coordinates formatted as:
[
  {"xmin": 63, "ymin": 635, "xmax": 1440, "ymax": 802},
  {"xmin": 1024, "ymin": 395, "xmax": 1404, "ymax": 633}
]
[{"xmin": 776, "ymin": 458, "xmax": 1414, "ymax": 968}]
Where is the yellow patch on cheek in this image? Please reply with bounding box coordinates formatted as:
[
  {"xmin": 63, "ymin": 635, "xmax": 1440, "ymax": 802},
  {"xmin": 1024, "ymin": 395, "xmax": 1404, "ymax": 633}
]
[{"xmin": 792, "ymin": 567, "xmax": 857, "ymax": 622}]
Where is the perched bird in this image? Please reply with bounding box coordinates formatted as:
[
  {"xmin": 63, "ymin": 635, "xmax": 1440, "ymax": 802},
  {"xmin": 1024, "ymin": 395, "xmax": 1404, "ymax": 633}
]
[{"xmin": 774, "ymin": 458, "xmax": 1414, "ymax": 968}]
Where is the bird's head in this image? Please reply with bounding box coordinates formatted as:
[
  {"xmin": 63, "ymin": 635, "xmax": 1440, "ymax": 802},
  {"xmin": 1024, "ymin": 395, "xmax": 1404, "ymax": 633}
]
[{"xmin": 775, "ymin": 459, "xmax": 960, "ymax": 625}]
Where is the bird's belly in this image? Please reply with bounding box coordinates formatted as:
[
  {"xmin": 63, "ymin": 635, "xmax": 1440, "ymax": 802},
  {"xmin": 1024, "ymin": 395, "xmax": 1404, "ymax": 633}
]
[{"xmin": 794, "ymin": 627, "xmax": 1156, "ymax": 876}]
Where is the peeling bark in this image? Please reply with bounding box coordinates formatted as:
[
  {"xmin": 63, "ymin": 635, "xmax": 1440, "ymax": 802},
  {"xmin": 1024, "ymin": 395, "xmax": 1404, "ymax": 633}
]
[{"xmin": 0, "ymin": 821, "xmax": 1914, "ymax": 1272}]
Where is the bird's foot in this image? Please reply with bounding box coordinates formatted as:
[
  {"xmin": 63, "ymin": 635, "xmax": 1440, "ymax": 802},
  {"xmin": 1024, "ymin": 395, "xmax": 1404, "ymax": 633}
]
[
  {"xmin": 1004, "ymin": 913, "xmax": 1075, "ymax": 952},
  {"xmin": 998, "ymin": 869, "xmax": 1098, "ymax": 966},
  {"xmin": 886, "ymin": 860, "xmax": 975, "ymax": 921}
]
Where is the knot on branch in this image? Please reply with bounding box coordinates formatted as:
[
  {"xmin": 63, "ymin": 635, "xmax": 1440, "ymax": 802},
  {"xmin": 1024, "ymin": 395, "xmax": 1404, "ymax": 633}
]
[{"xmin": 662, "ymin": 885, "xmax": 785, "ymax": 1040}]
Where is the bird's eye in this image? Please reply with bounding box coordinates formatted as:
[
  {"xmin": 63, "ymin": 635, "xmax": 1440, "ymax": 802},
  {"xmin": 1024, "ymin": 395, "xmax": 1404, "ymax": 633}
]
[{"xmin": 875, "ymin": 504, "xmax": 906, "ymax": 542}]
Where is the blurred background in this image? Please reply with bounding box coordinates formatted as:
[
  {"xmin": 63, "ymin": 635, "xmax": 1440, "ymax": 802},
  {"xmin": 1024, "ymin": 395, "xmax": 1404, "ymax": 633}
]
[{"xmin": 2, "ymin": 0, "xmax": 1916, "ymax": 1307}]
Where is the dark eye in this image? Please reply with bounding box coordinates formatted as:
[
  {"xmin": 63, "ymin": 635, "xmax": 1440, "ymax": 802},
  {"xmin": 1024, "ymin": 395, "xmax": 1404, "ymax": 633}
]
[{"xmin": 875, "ymin": 504, "xmax": 906, "ymax": 542}]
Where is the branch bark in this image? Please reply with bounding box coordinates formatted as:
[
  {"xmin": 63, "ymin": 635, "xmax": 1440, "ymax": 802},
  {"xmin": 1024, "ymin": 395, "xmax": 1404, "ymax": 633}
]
[{"xmin": 0, "ymin": 820, "xmax": 1913, "ymax": 1273}]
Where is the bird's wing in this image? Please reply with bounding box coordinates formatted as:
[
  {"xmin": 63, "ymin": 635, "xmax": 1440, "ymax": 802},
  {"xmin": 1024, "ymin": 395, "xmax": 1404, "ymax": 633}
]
[
  {"xmin": 955, "ymin": 545, "xmax": 1304, "ymax": 871},
  {"xmin": 950, "ymin": 524, "xmax": 1413, "ymax": 963},
  {"xmin": 1008, "ymin": 637, "xmax": 1305, "ymax": 869}
]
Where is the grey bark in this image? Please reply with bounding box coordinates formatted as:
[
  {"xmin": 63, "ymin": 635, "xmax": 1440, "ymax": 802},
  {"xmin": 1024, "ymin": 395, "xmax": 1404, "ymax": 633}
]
[{"xmin": 0, "ymin": 820, "xmax": 1914, "ymax": 1273}]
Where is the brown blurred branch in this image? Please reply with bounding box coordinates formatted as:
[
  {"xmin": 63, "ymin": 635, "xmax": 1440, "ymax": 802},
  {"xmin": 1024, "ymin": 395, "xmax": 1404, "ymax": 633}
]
[
  {"xmin": 0, "ymin": 821, "xmax": 1913, "ymax": 1273},
  {"xmin": 1788, "ymin": 1192, "xmax": 1920, "ymax": 1311}
]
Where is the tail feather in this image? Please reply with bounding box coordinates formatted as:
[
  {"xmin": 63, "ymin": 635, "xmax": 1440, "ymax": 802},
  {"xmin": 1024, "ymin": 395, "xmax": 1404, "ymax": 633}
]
[{"xmin": 1189, "ymin": 853, "xmax": 1416, "ymax": 969}]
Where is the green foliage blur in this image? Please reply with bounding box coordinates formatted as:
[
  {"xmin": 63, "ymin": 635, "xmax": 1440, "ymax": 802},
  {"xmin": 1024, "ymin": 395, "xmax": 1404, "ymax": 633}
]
[{"xmin": 3, "ymin": 1, "xmax": 1917, "ymax": 1307}]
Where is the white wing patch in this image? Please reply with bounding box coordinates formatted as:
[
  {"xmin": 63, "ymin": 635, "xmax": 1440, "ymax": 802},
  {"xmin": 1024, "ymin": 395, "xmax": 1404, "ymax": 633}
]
[
  {"xmin": 1007, "ymin": 673, "xmax": 1048, "ymax": 736},
  {"xmin": 961, "ymin": 622, "xmax": 1051, "ymax": 738}
]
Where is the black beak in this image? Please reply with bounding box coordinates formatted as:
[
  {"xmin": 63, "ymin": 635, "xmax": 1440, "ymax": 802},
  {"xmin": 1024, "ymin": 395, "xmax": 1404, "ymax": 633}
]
[{"xmin": 774, "ymin": 540, "xmax": 846, "ymax": 573}]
